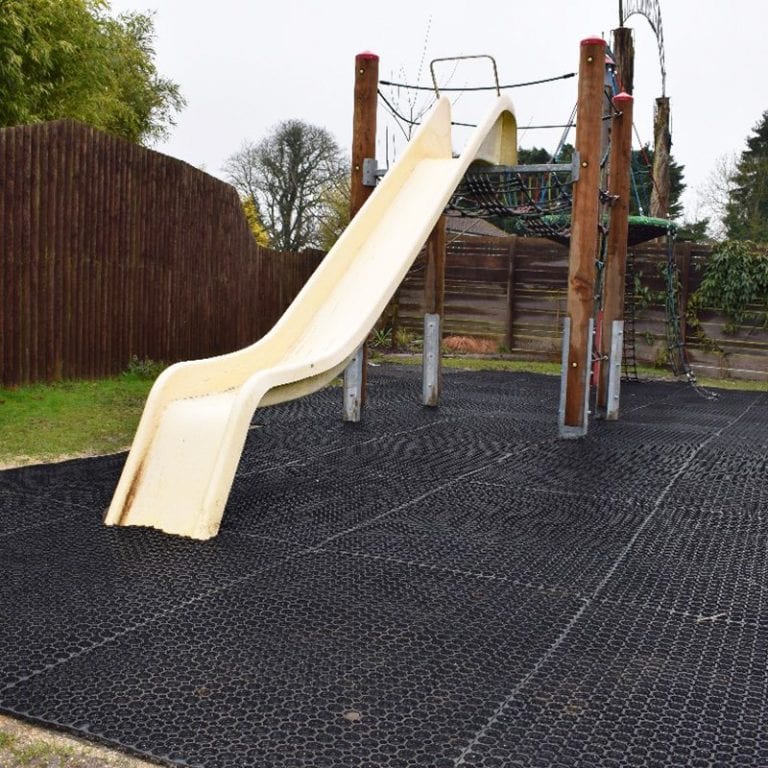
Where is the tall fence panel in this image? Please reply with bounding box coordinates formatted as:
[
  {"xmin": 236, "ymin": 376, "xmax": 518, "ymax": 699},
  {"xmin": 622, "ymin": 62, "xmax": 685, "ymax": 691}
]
[
  {"xmin": 398, "ymin": 236, "xmax": 519, "ymax": 342},
  {"xmin": 3, "ymin": 122, "xmax": 764, "ymax": 388},
  {"xmin": 397, "ymin": 236, "xmax": 768, "ymax": 382},
  {"xmin": 0, "ymin": 120, "xmax": 323, "ymax": 387}
]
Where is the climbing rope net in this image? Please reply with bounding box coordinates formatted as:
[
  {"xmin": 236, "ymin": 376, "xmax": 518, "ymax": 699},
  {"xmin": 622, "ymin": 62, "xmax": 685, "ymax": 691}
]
[
  {"xmin": 378, "ymin": 51, "xmax": 707, "ymax": 391},
  {"xmin": 446, "ymin": 164, "xmax": 576, "ymax": 242}
]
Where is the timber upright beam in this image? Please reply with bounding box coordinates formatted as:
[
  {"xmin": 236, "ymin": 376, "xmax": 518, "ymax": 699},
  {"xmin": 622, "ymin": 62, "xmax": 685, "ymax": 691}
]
[
  {"xmin": 559, "ymin": 38, "xmax": 606, "ymax": 438},
  {"xmin": 650, "ymin": 96, "xmax": 671, "ymax": 219},
  {"xmin": 343, "ymin": 51, "xmax": 379, "ymax": 422},
  {"xmin": 422, "ymin": 216, "xmax": 446, "ymax": 406},
  {"xmin": 597, "ymin": 92, "xmax": 634, "ymax": 419},
  {"xmin": 612, "ymin": 26, "xmax": 634, "ymax": 94}
]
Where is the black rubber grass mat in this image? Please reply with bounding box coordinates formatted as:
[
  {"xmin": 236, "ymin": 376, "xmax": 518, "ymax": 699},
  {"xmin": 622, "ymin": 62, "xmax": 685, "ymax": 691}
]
[{"xmin": 1, "ymin": 366, "xmax": 766, "ymax": 767}]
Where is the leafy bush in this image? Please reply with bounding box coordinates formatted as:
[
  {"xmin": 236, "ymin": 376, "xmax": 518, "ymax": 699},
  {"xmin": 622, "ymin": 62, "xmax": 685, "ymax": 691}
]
[
  {"xmin": 370, "ymin": 327, "xmax": 392, "ymax": 349},
  {"xmin": 123, "ymin": 356, "xmax": 166, "ymax": 381},
  {"xmin": 693, "ymin": 241, "xmax": 768, "ymax": 327},
  {"xmin": 394, "ymin": 328, "xmax": 418, "ymax": 350}
]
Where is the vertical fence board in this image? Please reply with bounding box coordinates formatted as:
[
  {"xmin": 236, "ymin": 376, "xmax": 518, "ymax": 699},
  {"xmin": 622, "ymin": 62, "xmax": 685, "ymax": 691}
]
[
  {"xmin": 33, "ymin": 123, "xmax": 47, "ymax": 383},
  {"xmin": 0, "ymin": 129, "xmax": 9, "ymax": 377},
  {"xmin": 6, "ymin": 130, "xmax": 18, "ymax": 382},
  {"xmin": 0, "ymin": 128, "xmax": 7, "ymax": 379},
  {"xmin": 63, "ymin": 122, "xmax": 76, "ymax": 379},
  {"xmin": 3, "ymin": 118, "xmax": 764, "ymax": 388},
  {"xmin": 1, "ymin": 120, "xmax": 323, "ymax": 387}
]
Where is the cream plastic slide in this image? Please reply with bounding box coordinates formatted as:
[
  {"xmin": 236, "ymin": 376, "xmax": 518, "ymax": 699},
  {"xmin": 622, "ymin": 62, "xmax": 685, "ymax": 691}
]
[{"xmin": 105, "ymin": 95, "xmax": 517, "ymax": 539}]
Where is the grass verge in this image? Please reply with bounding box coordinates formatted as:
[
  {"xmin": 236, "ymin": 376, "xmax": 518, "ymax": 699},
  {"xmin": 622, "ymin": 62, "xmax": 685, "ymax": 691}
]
[
  {"xmin": 1, "ymin": 356, "xmax": 765, "ymax": 470},
  {"xmin": 376, "ymin": 353, "xmax": 768, "ymax": 392},
  {"xmin": 0, "ymin": 372, "xmax": 154, "ymax": 469},
  {"xmin": 0, "ymin": 714, "xmax": 157, "ymax": 767}
]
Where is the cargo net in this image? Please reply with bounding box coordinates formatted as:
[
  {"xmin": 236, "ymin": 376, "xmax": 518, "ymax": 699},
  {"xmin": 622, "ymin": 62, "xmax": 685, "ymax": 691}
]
[{"xmin": 446, "ymin": 166, "xmax": 575, "ymax": 244}]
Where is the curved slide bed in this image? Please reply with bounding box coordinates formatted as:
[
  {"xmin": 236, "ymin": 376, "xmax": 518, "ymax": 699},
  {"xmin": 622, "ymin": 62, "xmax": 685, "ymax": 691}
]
[{"xmin": 105, "ymin": 95, "xmax": 517, "ymax": 539}]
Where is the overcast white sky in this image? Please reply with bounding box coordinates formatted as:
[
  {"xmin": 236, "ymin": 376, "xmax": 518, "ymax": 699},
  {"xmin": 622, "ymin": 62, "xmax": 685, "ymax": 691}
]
[{"xmin": 110, "ymin": 0, "xmax": 766, "ymax": 223}]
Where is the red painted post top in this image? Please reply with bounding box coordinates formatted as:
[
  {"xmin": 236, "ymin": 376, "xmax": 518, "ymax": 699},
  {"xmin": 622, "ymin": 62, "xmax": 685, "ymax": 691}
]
[
  {"xmin": 581, "ymin": 37, "xmax": 606, "ymax": 46},
  {"xmin": 613, "ymin": 92, "xmax": 634, "ymax": 105},
  {"xmin": 356, "ymin": 51, "xmax": 379, "ymax": 61}
]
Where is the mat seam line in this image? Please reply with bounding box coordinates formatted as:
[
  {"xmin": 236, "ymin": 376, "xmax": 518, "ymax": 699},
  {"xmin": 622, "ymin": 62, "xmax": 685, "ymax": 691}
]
[
  {"xmin": 237, "ymin": 417, "xmax": 454, "ymax": 477},
  {"xmin": 453, "ymin": 391, "xmax": 764, "ymax": 766},
  {"xmin": 0, "ymin": 444, "xmax": 541, "ymax": 695}
]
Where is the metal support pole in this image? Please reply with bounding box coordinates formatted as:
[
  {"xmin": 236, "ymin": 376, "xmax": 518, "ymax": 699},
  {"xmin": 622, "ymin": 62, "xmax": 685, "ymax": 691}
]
[
  {"xmin": 422, "ymin": 314, "xmax": 441, "ymax": 406},
  {"xmin": 605, "ymin": 320, "xmax": 624, "ymax": 421},
  {"xmin": 422, "ymin": 215, "xmax": 445, "ymax": 407},
  {"xmin": 342, "ymin": 345, "xmax": 364, "ymax": 422},
  {"xmin": 559, "ymin": 317, "xmax": 594, "ymax": 439}
]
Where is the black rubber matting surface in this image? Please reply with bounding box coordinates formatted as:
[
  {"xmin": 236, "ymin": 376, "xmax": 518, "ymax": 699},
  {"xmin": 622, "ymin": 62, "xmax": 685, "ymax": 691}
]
[{"xmin": 1, "ymin": 366, "xmax": 767, "ymax": 767}]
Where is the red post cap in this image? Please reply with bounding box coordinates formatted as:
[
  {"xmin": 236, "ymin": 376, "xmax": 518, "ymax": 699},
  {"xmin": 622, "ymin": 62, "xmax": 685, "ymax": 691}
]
[
  {"xmin": 613, "ymin": 92, "xmax": 634, "ymax": 105},
  {"xmin": 581, "ymin": 37, "xmax": 606, "ymax": 46},
  {"xmin": 356, "ymin": 51, "xmax": 379, "ymax": 61}
]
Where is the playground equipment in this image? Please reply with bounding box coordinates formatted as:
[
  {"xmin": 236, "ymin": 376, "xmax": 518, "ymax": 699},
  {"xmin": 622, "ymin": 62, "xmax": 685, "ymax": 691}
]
[
  {"xmin": 104, "ymin": 94, "xmax": 517, "ymax": 540},
  {"xmin": 424, "ymin": 31, "xmax": 701, "ymax": 412},
  {"xmin": 107, "ymin": 24, "xmax": 697, "ymax": 538}
]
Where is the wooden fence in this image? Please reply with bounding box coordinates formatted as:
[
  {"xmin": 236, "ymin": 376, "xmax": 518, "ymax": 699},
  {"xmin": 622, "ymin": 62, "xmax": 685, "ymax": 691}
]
[
  {"xmin": 398, "ymin": 236, "xmax": 768, "ymax": 382},
  {"xmin": 1, "ymin": 120, "xmax": 764, "ymax": 387},
  {"xmin": 0, "ymin": 120, "xmax": 323, "ymax": 387}
]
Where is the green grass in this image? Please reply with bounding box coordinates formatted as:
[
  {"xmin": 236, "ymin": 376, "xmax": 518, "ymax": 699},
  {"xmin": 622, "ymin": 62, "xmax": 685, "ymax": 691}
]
[
  {"xmin": 13, "ymin": 740, "xmax": 75, "ymax": 765},
  {"xmin": 694, "ymin": 376, "xmax": 768, "ymax": 392},
  {"xmin": 1, "ymin": 355, "xmax": 765, "ymax": 468},
  {"xmin": 377, "ymin": 354, "xmax": 563, "ymax": 376},
  {"xmin": 0, "ymin": 714, "xmax": 158, "ymax": 767},
  {"xmin": 0, "ymin": 731, "xmax": 16, "ymax": 749},
  {"xmin": 0, "ymin": 372, "xmax": 155, "ymax": 467},
  {"xmin": 377, "ymin": 353, "xmax": 768, "ymax": 392},
  {"xmin": 0, "ymin": 727, "xmax": 76, "ymax": 766}
]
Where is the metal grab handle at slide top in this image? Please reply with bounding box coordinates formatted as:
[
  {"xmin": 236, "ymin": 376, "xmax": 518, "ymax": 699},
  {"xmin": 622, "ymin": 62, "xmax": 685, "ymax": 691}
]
[{"xmin": 430, "ymin": 55, "xmax": 501, "ymax": 98}]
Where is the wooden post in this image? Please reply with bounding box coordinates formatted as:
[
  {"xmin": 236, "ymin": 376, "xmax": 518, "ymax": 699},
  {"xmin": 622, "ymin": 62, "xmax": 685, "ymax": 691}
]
[
  {"xmin": 613, "ymin": 26, "xmax": 634, "ymax": 94},
  {"xmin": 598, "ymin": 92, "xmax": 634, "ymax": 413},
  {"xmin": 559, "ymin": 37, "xmax": 606, "ymax": 437},
  {"xmin": 343, "ymin": 51, "xmax": 378, "ymax": 421},
  {"xmin": 422, "ymin": 215, "xmax": 446, "ymax": 406},
  {"xmin": 650, "ymin": 96, "xmax": 671, "ymax": 219},
  {"xmin": 423, "ymin": 217, "xmax": 446, "ymax": 318},
  {"xmin": 505, "ymin": 238, "xmax": 518, "ymax": 351},
  {"xmin": 349, "ymin": 52, "xmax": 379, "ymax": 219}
]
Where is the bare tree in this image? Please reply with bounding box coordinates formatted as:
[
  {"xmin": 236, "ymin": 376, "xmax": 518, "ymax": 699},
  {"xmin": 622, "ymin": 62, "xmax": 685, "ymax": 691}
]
[
  {"xmin": 223, "ymin": 120, "xmax": 348, "ymax": 252},
  {"xmin": 696, "ymin": 152, "xmax": 738, "ymax": 239},
  {"xmin": 222, "ymin": 140, "xmax": 261, "ymax": 206},
  {"xmin": 316, "ymin": 172, "xmax": 351, "ymax": 252}
]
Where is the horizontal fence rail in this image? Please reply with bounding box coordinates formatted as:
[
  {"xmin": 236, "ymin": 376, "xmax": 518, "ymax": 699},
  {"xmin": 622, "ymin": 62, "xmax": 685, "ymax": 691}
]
[
  {"xmin": 0, "ymin": 120, "xmax": 323, "ymax": 387},
  {"xmin": 398, "ymin": 237, "xmax": 768, "ymax": 382}
]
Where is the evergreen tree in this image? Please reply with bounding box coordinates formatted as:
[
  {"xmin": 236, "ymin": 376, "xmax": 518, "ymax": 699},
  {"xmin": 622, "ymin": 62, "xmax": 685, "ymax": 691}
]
[
  {"xmin": 723, "ymin": 111, "xmax": 768, "ymax": 242},
  {"xmin": 518, "ymin": 144, "xmax": 688, "ymax": 222},
  {"xmin": 516, "ymin": 144, "xmax": 574, "ymax": 164},
  {"xmin": 628, "ymin": 145, "xmax": 685, "ymax": 220}
]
